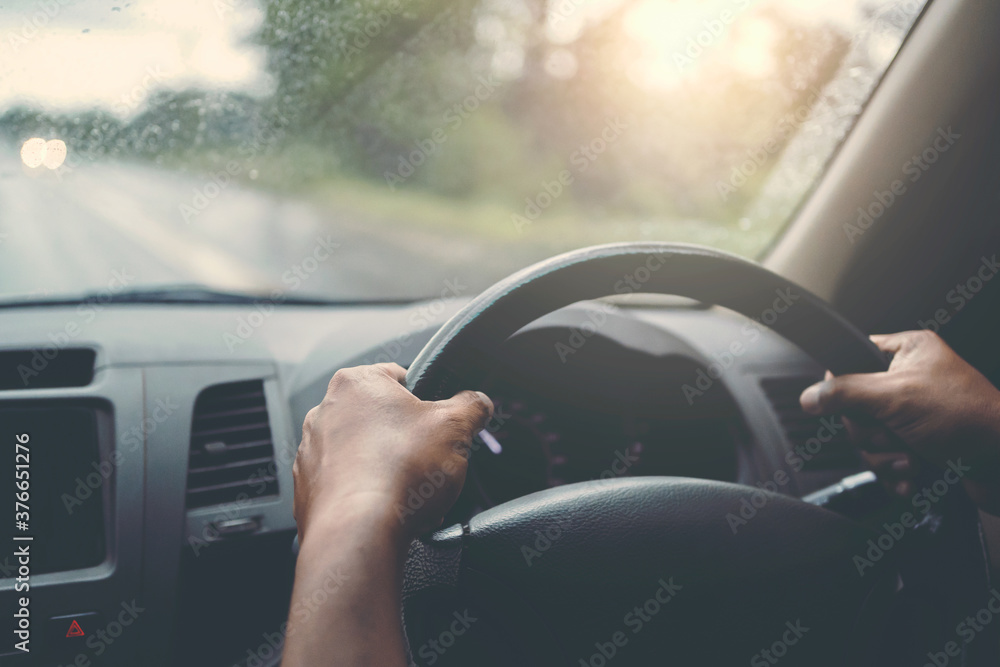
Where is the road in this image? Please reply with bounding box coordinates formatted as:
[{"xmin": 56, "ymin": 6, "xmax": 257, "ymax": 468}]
[{"xmin": 0, "ymin": 150, "xmax": 531, "ymax": 303}]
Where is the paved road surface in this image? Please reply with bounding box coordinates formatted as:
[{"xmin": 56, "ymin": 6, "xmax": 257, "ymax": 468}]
[{"xmin": 0, "ymin": 149, "xmax": 531, "ymax": 303}]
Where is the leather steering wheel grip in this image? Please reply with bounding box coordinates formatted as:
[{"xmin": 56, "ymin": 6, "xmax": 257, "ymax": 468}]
[{"xmin": 405, "ymin": 242, "xmax": 887, "ymax": 400}]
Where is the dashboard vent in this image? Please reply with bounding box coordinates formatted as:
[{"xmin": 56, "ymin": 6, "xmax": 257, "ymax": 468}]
[
  {"xmin": 186, "ymin": 380, "xmax": 279, "ymax": 509},
  {"xmin": 760, "ymin": 377, "xmax": 858, "ymax": 471}
]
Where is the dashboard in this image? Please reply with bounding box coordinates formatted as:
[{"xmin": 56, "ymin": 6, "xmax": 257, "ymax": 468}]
[
  {"xmin": 0, "ymin": 296, "xmax": 861, "ymax": 666},
  {"xmin": 449, "ymin": 313, "xmax": 748, "ymax": 519}
]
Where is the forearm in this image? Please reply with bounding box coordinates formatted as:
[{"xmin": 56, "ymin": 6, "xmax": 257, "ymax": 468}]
[{"xmin": 283, "ymin": 503, "xmax": 410, "ymax": 667}]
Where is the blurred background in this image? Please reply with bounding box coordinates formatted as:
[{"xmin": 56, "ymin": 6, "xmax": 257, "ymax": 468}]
[{"xmin": 0, "ymin": 0, "xmax": 925, "ymax": 301}]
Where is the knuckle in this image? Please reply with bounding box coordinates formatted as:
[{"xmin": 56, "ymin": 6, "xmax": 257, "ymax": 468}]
[
  {"xmin": 303, "ymin": 406, "xmax": 319, "ymax": 431},
  {"xmin": 901, "ymin": 329, "xmax": 936, "ymax": 353},
  {"xmin": 448, "ymin": 450, "xmax": 471, "ymax": 472},
  {"xmin": 466, "ymin": 394, "xmax": 491, "ymax": 422},
  {"xmin": 438, "ymin": 410, "xmax": 467, "ymax": 432},
  {"xmin": 377, "ymin": 362, "xmax": 404, "ymax": 375},
  {"xmin": 437, "ymin": 410, "xmax": 476, "ymax": 441},
  {"xmin": 327, "ymin": 367, "xmax": 358, "ymax": 392},
  {"xmin": 916, "ymin": 329, "xmax": 941, "ymax": 344}
]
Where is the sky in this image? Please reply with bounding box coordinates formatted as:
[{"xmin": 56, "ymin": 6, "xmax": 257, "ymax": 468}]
[{"xmin": 0, "ymin": 0, "xmax": 267, "ymax": 115}]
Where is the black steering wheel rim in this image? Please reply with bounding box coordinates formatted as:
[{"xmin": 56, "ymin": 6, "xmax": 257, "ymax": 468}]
[
  {"xmin": 405, "ymin": 242, "xmax": 888, "ymax": 401},
  {"xmin": 400, "ymin": 242, "xmax": 989, "ymax": 667}
]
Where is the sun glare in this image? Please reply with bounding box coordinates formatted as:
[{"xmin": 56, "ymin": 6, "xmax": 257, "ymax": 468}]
[
  {"xmin": 621, "ymin": 0, "xmax": 781, "ymax": 90},
  {"xmin": 731, "ymin": 18, "xmax": 780, "ymax": 78}
]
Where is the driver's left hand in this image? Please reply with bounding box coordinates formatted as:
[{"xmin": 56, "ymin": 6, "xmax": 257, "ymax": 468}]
[{"xmin": 293, "ymin": 362, "xmax": 494, "ymax": 544}]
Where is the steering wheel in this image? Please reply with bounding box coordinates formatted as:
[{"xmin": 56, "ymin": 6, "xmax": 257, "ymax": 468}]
[{"xmin": 400, "ymin": 243, "xmax": 991, "ymax": 667}]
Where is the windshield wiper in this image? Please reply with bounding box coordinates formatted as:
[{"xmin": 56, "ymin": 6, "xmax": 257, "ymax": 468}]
[
  {"xmin": 0, "ymin": 285, "xmax": 426, "ymax": 308},
  {"xmin": 86, "ymin": 286, "xmax": 303, "ymax": 305}
]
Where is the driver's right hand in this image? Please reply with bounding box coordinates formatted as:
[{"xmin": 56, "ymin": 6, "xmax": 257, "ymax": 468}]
[{"xmin": 799, "ymin": 330, "xmax": 1000, "ymax": 513}]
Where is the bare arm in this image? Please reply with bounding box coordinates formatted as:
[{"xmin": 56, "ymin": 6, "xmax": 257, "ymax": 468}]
[{"xmin": 282, "ymin": 363, "xmax": 492, "ymax": 666}]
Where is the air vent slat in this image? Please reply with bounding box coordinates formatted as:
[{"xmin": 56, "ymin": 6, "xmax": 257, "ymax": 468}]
[
  {"xmin": 186, "ymin": 380, "xmax": 279, "ymax": 509},
  {"xmin": 192, "ymin": 405, "xmax": 268, "ymax": 422},
  {"xmin": 188, "ymin": 456, "xmax": 275, "ymax": 475},
  {"xmin": 760, "ymin": 377, "xmax": 858, "ymax": 472},
  {"xmin": 197, "ymin": 388, "xmax": 265, "ymax": 404},
  {"xmin": 187, "ymin": 477, "xmax": 279, "ymax": 496},
  {"xmin": 189, "ymin": 439, "xmax": 274, "ymax": 458},
  {"xmin": 191, "ymin": 422, "xmax": 271, "ymax": 440}
]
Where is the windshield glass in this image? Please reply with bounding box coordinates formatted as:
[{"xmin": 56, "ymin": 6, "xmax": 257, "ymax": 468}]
[{"xmin": 0, "ymin": 0, "xmax": 926, "ymax": 303}]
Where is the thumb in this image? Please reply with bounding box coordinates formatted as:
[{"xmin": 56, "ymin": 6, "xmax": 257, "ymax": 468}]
[
  {"xmin": 435, "ymin": 390, "xmax": 494, "ymax": 437},
  {"xmin": 799, "ymin": 373, "xmax": 892, "ymax": 418}
]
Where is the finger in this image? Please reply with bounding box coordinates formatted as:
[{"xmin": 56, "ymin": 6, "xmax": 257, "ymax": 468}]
[
  {"xmin": 372, "ymin": 362, "xmax": 407, "ymax": 384},
  {"xmin": 842, "ymin": 416, "xmax": 900, "ymax": 451},
  {"xmin": 799, "ymin": 373, "xmax": 893, "ymax": 417},
  {"xmin": 870, "ymin": 330, "xmax": 939, "ymax": 356},
  {"xmin": 861, "ymin": 451, "xmax": 914, "ymax": 477},
  {"xmin": 436, "ymin": 390, "xmax": 494, "ymax": 436},
  {"xmin": 368, "ymin": 364, "xmax": 421, "ymax": 403},
  {"xmin": 861, "ymin": 451, "xmax": 917, "ymax": 497},
  {"xmin": 869, "ymin": 332, "xmax": 910, "ymax": 353}
]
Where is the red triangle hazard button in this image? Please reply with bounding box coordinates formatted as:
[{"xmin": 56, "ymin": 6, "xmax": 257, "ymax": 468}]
[{"xmin": 65, "ymin": 619, "xmax": 85, "ymax": 638}]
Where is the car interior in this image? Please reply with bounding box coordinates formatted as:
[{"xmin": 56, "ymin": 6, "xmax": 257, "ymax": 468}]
[{"xmin": 1, "ymin": 0, "xmax": 1000, "ymax": 665}]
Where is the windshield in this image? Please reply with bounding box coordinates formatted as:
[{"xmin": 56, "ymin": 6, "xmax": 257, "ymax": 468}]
[{"xmin": 0, "ymin": 0, "xmax": 926, "ymax": 303}]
